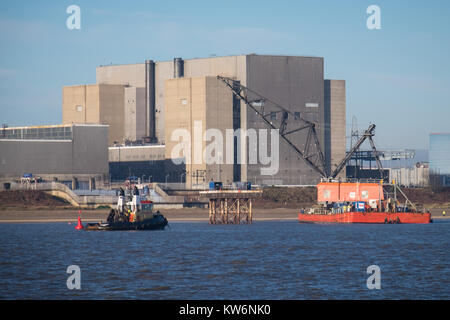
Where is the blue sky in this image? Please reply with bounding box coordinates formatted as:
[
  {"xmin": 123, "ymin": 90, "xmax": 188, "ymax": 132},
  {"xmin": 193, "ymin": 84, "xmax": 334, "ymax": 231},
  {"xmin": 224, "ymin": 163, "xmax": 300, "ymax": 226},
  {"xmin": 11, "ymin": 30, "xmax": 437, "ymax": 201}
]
[{"xmin": 0, "ymin": 0, "xmax": 449, "ymax": 150}]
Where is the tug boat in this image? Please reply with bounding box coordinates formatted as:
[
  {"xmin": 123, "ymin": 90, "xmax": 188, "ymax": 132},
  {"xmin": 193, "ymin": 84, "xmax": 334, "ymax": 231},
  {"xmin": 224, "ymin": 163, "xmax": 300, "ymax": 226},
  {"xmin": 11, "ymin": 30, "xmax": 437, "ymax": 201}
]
[
  {"xmin": 298, "ymin": 180, "xmax": 432, "ymax": 224},
  {"xmin": 85, "ymin": 187, "xmax": 168, "ymax": 231}
]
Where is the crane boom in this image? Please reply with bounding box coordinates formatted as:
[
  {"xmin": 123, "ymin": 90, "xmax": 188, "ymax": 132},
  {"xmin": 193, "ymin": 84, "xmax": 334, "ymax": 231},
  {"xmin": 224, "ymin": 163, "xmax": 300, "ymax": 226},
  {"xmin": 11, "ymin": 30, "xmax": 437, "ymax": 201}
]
[
  {"xmin": 330, "ymin": 124, "xmax": 384, "ymax": 179},
  {"xmin": 217, "ymin": 76, "xmax": 383, "ymax": 180},
  {"xmin": 217, "ymin": 76, "xmax": 328, "ymax": 177}
]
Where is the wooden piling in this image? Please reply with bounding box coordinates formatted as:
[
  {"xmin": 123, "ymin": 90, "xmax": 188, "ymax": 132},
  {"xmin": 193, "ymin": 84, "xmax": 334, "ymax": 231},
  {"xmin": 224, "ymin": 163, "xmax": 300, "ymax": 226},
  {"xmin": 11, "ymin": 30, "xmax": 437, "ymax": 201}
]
[{"xmin": 199, "ymin": 190, "xmax": 262, "ymax": 224}]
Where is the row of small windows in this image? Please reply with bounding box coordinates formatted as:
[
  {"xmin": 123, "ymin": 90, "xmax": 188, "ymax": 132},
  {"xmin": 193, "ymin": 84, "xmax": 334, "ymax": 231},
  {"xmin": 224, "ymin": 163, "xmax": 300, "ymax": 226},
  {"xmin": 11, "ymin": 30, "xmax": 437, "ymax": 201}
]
[{"xmin": 0, "ymin": 127, "xmax": 73, "ymax": 140}]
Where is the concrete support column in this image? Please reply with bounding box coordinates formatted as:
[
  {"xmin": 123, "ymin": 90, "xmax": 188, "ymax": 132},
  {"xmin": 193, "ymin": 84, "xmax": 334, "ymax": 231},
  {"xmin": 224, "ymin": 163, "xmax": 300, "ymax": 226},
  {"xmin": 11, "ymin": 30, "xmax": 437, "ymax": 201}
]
[
  {"xmin": 89, "ymin": 177, "xmax": 96, "ymax": 190},
  {"xmin": 72, "ymin": 177, "xmax": 78, "ymax": 190},
  {"xmin": 145, "ymin": 60, "xmax": 157, "ymax": 142}
]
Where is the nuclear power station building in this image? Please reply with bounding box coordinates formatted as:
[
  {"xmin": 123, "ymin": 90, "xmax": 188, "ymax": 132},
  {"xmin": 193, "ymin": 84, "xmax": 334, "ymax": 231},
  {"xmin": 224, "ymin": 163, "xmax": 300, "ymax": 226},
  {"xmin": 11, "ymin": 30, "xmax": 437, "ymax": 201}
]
[
  {"xmin": 62, "ymin": 54, "xmax": 346, "ymax": 186},
  {"xmin": 0, "ymin": 124, "xmax": 109, "ymax": 188}
]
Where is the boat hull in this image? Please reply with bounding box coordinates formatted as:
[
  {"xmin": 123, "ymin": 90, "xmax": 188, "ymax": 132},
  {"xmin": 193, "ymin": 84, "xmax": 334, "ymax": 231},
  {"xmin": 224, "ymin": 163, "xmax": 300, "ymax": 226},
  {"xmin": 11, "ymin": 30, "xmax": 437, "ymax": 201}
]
[
  {"xmin": 298, "ymin": 211, "xmax": 431, "ymax": 224},
  {"xmin": 85, "ymin": 214, "xmax": 168, "ymax": 231}
]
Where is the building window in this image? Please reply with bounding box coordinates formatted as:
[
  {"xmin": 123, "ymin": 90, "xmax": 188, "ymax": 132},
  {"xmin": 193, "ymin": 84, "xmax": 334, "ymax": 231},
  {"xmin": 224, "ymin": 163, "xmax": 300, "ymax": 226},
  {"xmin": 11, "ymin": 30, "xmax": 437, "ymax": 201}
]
[
  {"xmin": 294, "ymin": 112, "xmax": 301, "ymax": 120},
  {"xmin": 76, "ymin": 105, "xmax": 83, "ymax": 112},
  {"xmin": 180, "ymin": 99, "xmax": 187, "ymax": 106},
  {"xmin": 270, "ymin": 112, "xmax": 277, "ymax": 120},
  {"xmin": 305, "ymin": 103, "xmax": 319, "ymax": 108}
]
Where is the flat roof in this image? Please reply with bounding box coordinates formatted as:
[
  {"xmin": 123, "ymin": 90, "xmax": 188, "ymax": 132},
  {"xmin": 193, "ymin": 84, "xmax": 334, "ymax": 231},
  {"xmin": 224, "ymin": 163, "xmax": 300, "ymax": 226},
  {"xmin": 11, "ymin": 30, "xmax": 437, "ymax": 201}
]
[
  {"xmin": 97, "ymin": 54, "xmax": 323, "ymax": 68},
  {"xmin": 0, "ymin": 139, "xmax": 72, "ymax": 143},
  {"xmin": 1, "ymin": 124, "xmax": 109, "ymax": 130}
]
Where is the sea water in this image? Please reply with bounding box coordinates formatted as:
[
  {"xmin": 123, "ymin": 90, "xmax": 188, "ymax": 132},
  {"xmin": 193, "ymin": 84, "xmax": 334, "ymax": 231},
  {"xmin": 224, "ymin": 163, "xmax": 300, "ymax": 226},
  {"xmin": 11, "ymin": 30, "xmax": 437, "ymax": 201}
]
[{"xmin": 0, "ymin": 220, "xmax": 449, "ymax": 299}]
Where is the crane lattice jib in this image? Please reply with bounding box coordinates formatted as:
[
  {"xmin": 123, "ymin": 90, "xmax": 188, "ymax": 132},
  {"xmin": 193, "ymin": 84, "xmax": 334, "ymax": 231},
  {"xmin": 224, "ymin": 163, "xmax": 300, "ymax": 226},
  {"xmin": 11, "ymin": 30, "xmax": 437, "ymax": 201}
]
[
  {"xmin": 330, "ymin": 124, "xmax": 384, "ymax": 179},
  {"xmin": 217, "ymin": 76, "xmax": 328, "ymax": 178}
]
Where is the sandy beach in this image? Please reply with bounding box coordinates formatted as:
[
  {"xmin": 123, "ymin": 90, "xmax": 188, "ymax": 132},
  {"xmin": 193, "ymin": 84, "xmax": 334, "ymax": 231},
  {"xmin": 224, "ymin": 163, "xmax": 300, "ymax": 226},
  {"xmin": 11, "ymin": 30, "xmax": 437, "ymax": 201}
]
[
  {"xmin": 0, "ymin": 207, "xmax": 300, "ymax": 223},
  {"xmin": 0, "ymin": 207, "xmax": 448, "ymax": 223}
]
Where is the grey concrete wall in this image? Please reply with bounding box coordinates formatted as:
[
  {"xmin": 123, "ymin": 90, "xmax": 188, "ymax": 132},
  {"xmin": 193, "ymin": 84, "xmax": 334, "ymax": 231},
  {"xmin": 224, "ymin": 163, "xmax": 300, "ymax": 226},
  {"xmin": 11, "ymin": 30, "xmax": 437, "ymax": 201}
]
[
  {"xmin": 72, "ymin": 125, "xmax": 109, "ymax": 175},
  {"xmin": 124, "ymin": 87, "xmax": 146, "ymax": 141},
  {"xmin": 97, "ymin": 56, "xmax": 248, "ymax": 145},
  {"xmin": 246, "ymin": 55, "xmax": 325, "ymax": 185},
  {"xmin": 0, "ymin": 139, "xmax": 73, "ymax": 176},
  {"xmin": 0, "ymin": 125, "xmax": 109, "ymax": 180},
  {"xmin": 97, "ymin": 64, "xmax": 145, "ymax": 87},
  {"xmin": 94, "ymin": 55, "xmax": 338, "ymax": 185},
  {"xmin": 164, "ymin": 76, "xmax": 234, "ymax": 188},
  {"xmin": 325, "ymin": 80, "xmax": 346, "ymax": 179},
  {"xmin": 63, "ymin": 84, "xmax": 124, "ymax": 145},
  {"xmin": 62, "ymin": 85, "xmax": 100, "ymax": 125},
  {"xmin": 154, "ymin": 61, "xmax": 174, "ymax": 144},
  {"xmin": 98, "ymin": 84, "xmax": 125, "ymax": 145},
  {"xmin": 155, "ymin": 56, "xmax": 247, "ymax": 144},
  {"xmin": 109, "ymin": 145, "xmax": 165, "ymax": 162}
]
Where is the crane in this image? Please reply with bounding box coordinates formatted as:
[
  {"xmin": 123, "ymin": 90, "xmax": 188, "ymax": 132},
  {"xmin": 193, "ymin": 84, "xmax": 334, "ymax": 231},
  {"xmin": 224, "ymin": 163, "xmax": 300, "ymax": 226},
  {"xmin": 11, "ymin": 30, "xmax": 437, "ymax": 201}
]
[
  {"xmin": 329, "ymin": 124, "xmax": 383, "ymax": 179},
  {"xmin": 217, "ymin": 76, "xmax": 328, "ymax": 178},
  {"xmin": 216, "ymin": 76, "xmax": 384, "ymax": 180}
]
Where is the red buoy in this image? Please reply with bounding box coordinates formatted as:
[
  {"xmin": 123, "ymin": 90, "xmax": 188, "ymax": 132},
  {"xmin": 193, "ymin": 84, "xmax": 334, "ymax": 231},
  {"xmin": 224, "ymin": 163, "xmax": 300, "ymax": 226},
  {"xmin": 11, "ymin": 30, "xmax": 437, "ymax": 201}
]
[{"xmin": 75, "ymin": 215, "xmax": 84, "ymax": 230}]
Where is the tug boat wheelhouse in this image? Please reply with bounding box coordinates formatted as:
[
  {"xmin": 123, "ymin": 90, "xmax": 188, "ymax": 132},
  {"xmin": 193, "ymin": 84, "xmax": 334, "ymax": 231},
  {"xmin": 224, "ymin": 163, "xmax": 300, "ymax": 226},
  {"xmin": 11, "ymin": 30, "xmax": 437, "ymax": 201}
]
[{"xmin": 85, "ymin": 187, "xmax": 168, "ymax": 231}]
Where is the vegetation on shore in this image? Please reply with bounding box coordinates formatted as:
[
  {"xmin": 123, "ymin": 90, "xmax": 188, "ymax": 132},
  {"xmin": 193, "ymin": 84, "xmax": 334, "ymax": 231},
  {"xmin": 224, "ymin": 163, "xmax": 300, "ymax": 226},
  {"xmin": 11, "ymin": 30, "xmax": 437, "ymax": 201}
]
[
  {"xmin": 253, "ymin": 186, "xmax": 316, "ymax": 209},
  {"xmin": 253, "ymin": 186, "xmax": 450, "ymax": 209},
  {"xmin": 401, "ymin": 188, "xmax": 450, "ymax": 208},
  {"xmin": 0, "ymin": 190, "xmax": 70, "ymax": 210}
]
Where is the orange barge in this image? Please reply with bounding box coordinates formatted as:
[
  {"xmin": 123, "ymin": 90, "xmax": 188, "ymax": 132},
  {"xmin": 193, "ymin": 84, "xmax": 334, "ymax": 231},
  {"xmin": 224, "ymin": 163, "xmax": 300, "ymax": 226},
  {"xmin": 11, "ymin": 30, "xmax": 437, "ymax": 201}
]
[
  {"xmin": 298, "ymin": 211, "xmax": 431, "ymax": 224},
  {"xmin": 298, "ymin": 181, "xmax": 432, "ymax": 224}
]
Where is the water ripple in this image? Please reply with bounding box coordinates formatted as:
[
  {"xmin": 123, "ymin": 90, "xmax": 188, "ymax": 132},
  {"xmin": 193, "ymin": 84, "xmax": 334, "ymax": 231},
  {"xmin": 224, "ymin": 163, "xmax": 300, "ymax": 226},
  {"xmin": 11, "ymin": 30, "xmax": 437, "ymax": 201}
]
[{"xmin": 0, "ymin": 221, "xmax": 449, "ymax": 299}]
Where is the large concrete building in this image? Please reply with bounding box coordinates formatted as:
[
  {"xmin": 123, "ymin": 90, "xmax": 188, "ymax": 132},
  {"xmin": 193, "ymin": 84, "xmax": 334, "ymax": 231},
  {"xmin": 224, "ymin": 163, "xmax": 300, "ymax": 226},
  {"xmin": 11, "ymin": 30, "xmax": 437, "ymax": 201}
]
[
  {"xmin": 64, "ymin": 54, "xmax": 346, "ymax": 185},
  {"xmin": 324, "ymin": 79, "xmax": 346, "ymax": 179},
  {"xmin": 124, "ymin": 87, "xmax": 146, "ymax": 142},
  {"xmin": 389, "ymin": 163, "xmax": 429, "ymax": 187},
  {"xmin": 165, "ymin": 76, "xmax": 234, "ymax": 188},
  {"xmin": 429, "ymin": 133, "xmax": 450, "ymax": 187},
  {"xmin": 0, "ymin": 124, "xmax": 109, "ymax": 188},
  {"xmin": 62, "ymin": 84, "xmax": 125, "ymax": 145}
]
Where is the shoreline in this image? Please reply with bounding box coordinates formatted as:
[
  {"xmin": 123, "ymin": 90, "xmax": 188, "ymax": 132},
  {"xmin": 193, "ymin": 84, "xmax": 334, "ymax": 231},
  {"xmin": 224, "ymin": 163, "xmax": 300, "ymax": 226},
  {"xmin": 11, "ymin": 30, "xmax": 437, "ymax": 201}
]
[
  {"xmin": 0, "ymin": 217, "xmax": 300, "ymax": 223},
  {"xmin": 0, "ymin": 208, "xmax": 300, "ymax": 224},
  {"xmin": 0, "ymin": 207, "xmax": 448, "ymax": 223}
]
